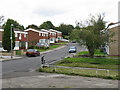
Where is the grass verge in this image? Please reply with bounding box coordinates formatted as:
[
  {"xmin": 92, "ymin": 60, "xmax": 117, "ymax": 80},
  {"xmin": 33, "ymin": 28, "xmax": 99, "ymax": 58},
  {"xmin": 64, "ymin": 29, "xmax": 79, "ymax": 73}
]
[
  {"xmin": 56, "ymin": 57, "xmax": 119, "ymax": 69},
  {"xmin": 76, "ymin": 50, "xmax": 105, "ymax": 56},
  {"xmin": 38, "ymin": 67, "xmax": 119, "ymax": 80}
]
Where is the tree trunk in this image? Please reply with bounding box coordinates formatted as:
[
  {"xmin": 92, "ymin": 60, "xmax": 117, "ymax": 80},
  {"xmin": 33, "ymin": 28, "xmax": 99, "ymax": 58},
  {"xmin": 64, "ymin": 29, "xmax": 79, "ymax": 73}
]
[{"xmin": 88, "ymin": 48, "xmax": 95, "ymax": 58}]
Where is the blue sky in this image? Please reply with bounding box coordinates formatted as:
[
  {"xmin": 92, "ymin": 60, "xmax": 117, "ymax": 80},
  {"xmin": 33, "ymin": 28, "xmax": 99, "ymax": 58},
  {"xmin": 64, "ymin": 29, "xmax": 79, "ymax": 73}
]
[{"xmin": 0, "ymin": 0, "xmax": 119, "ymax": 27}]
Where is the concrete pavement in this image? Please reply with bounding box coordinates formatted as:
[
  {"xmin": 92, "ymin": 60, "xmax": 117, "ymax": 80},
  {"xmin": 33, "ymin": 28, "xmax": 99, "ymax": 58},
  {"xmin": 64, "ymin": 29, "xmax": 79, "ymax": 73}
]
[{"xmin": 2, "ymin": 72, "xmax": 118, "ymax": 88}]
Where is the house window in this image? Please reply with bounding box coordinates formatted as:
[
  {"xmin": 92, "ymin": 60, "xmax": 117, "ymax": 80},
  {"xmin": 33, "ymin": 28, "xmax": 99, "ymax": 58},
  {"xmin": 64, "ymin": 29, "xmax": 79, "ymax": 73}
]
[{"xmin": 15, "ymin": 42, "xmax": 19, "ymax": 47}]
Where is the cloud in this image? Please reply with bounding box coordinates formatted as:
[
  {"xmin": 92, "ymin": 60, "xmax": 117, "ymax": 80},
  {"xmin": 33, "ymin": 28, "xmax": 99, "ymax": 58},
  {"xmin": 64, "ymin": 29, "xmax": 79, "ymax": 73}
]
[
  {"xmin": 34, "ymin": 8, "xmax": 66, "ymax": 17},
  {"xmin": 0, "ymin": 0, "xmax": 119, "ymax": 27}
]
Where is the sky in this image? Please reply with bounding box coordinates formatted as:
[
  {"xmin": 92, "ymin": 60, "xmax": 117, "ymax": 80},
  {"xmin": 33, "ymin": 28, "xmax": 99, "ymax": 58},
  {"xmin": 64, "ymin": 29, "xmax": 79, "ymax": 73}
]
[{"xmin": 0, "ymin": 0, "xmax": 119, "ymax": 27}]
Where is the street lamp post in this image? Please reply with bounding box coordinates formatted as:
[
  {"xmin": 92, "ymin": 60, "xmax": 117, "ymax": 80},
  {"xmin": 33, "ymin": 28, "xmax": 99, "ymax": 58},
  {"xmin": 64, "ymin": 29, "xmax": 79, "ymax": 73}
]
[{"xmin": 11, "ymin": 24, "xmax": 13, "ymax": 59}]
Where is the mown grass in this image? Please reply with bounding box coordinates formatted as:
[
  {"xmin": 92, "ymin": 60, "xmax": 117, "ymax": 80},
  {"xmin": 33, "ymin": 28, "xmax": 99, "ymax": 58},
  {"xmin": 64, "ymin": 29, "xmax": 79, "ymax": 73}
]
[
  {"xmin": 39, "ymin": 67, "xmax": 119, "ymax": 80},
  {"xmin": 76, "ymin": 50, "xmax": 105, "ymax": 56},
  {"xmin": 56, "ymin": 57, "xmax": 119, "ymax": 69}
]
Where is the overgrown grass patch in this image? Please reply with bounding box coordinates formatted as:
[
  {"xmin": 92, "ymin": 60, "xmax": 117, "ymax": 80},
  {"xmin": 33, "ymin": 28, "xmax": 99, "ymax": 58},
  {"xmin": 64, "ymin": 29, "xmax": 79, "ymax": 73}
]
[{"xmin": 38, "ymin": 67, "xmax": 119, "ymax": 80}]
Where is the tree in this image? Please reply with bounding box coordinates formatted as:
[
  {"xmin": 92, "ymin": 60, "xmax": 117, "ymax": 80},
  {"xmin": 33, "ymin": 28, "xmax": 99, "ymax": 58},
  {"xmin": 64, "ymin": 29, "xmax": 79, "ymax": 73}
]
[
  {"xmin": 56, "ymin": 24, "xmax": 74, "ymax": 38},
  {"xmin": 70, "ymin": 14, "xmax": 114, "ymax": 58},
  {"xmin": 26, "ymin": 24, "xmax": 39, "ymax": 29},
  {"xmin": 39, "ymin": 21, "xmax": 55, "ymax": 29},
  {"xmin": 2, "ymin": 19, "xmax": 15, "ymax": 52}
]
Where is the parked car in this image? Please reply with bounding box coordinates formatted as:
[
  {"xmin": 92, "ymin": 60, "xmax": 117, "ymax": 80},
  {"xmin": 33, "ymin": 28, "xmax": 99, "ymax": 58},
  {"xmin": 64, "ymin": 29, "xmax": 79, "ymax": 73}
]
[
  {"xmin": 36, "ymin": 43, "xmax": 49, "ymax": 49},
  {"xmin": 71, "ymin": 40, "xmax": 77, "ymax": 43},
  {"xmin": 26, "ymin": 49, "xmax": 40, "ymax": 57},
  {"xmin": 69, "ymin": 46, "xmax": 77, "ymax": 53}
]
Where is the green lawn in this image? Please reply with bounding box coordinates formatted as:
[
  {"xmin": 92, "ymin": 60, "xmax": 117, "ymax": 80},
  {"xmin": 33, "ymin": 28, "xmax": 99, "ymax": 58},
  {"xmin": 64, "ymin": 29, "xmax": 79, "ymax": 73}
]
[
  {"xmin": 38, "ymin": 48, "xmax": 119, "ymax": 80},
  {"xmin": 77, "ymin": 50, "xmax": 105, "ymax": 56},
  {"xmin": 56, "ymin": 57, "xmax": 119, "ymax": 69}
]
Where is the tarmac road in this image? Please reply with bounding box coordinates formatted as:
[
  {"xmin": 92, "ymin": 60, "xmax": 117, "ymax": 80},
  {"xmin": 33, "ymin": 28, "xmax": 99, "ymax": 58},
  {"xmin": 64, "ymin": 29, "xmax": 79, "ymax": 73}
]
[{"xmin": 2, "ymin": 43, "xmax": 87, "ymax": 76}]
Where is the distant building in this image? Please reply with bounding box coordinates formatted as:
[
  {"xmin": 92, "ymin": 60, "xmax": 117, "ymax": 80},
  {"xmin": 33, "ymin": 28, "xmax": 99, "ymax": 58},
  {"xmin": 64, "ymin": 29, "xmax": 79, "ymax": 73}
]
[
  {"xmin": 24, "ymin": 28, "xmax": 49, "ymax": 46},
  {"xmin": 40, "ymin": 29, "xmax": 56, "ymax": 44},
  {"xmin": 49, "ymin": 29, "xmax": 63, "ymax": 42}
]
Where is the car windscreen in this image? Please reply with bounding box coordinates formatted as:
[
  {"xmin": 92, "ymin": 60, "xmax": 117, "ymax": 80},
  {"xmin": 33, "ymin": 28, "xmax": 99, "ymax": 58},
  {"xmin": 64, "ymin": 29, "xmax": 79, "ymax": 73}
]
[
  {"xmin": 27, "ymin": 49, "xmax": 35, "ymax": 52},
  {"xmin": 70, "ymin": 47, "xmax": 76, "ymax": 49}
]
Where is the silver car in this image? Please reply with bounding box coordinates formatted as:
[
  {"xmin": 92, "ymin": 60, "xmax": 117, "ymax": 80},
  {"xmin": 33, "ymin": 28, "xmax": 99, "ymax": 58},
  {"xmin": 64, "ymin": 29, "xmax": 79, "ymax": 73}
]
[{"xmin": 69, "ymin": 46, "xmax": 77, "ymax": 53}]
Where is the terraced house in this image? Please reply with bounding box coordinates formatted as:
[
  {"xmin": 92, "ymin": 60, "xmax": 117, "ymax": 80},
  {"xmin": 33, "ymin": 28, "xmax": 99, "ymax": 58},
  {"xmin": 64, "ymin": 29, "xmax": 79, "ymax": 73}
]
[
  {"xmin": 0, "ymin": 28, "xmax": 28, "ymax": 51},
  {"xmin": 0, "ymin": 27, "xmax": 63, "ymax": 51},
  {"xmin": 24, "ymin": 28, "xmax": 63, "ymax": 46},
  {"xmin": 14, "ymin": 29, "xmax": 28, "ymax": 50},
  {"xmin": 24, "ymin": 28, "xmax": 49, "ymax": 46},
  {"xmin": 49, "ymin": 29, "xmax": 63, "ymax": 43}
]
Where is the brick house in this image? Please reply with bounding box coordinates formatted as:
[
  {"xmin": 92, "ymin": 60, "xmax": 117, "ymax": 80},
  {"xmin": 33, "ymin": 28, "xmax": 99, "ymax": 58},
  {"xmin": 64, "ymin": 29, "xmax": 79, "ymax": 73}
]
[
  {"xmin": 0, "ymin": 28, "xmax": 28, "ymax": 51},
  {"xmin": 14, "ymin": 29, "xmax": 28, "ymax": 50},
  {"xmin": 24, "ymin": 28, "xmax": 49, "ymax": 46},
  {"xmin": 109, "ymin": 25, "xmax": 120, "ymax": 56},
  {"xmin": 49, "ymin": 29, "xmax": 63, "ymax": 42},
  {"xmin": 25, "ymin": 28, "xmax": 63, "ymax": 47},
  {"xmin": 40, "ymin": 29, "xmax": 56, "ymax": 44}
]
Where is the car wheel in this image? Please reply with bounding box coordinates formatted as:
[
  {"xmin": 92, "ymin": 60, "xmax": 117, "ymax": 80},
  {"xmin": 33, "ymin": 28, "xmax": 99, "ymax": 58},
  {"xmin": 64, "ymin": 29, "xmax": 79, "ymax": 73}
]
[{"xmin": 27, "ymin": 55, "xmax": 30, "ymax": 57}]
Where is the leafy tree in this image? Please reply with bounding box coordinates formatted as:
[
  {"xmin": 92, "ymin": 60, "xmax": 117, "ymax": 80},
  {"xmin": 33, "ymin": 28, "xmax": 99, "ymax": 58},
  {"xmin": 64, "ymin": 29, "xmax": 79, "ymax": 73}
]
[
  {"xmin": 2, "ymin": 19, "xmax": 16, "ymax": 52},
  {"xmin": 2, "ymin": 19, "xmax": 24, "ymax": 31},
  {"xmin": 26, "ymin": 24, "xmax": 39, "ymax": 29},
  {"xmin": 75, "ymin": 26, "xmax": 80, "ymax": 29},
  {"xmin": 70, "ymin": 14, "xmax": 114, "ymax": 58},
  {"xmin": 56, "ymin": 24, "xmax": 74, "ymax": 38},
  {"xmin": 39, "ymin": 21, "xmax": 55, "ymax": 29}
]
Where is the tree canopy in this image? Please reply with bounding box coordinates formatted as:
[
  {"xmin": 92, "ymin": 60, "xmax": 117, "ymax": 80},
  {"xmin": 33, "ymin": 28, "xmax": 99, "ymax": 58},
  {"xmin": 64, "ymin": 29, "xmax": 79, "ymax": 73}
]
[
  {"xmin": 56, "ymin": 24, "xmax": 74, "ymax": 38},
  {"xmin": 26, "ymin": 24, "xmax": 39, "ymax": 29},
  {"xmin": 2, "ymin": 19, "xmax": 16, "ymax": 52},
  {"xmin": 70, "ymin": 14, "xmax": 114, "ymax": 58},
  {"xmin": 39, "ymin": 21, "xmax": 55, "ymax": 29}
]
